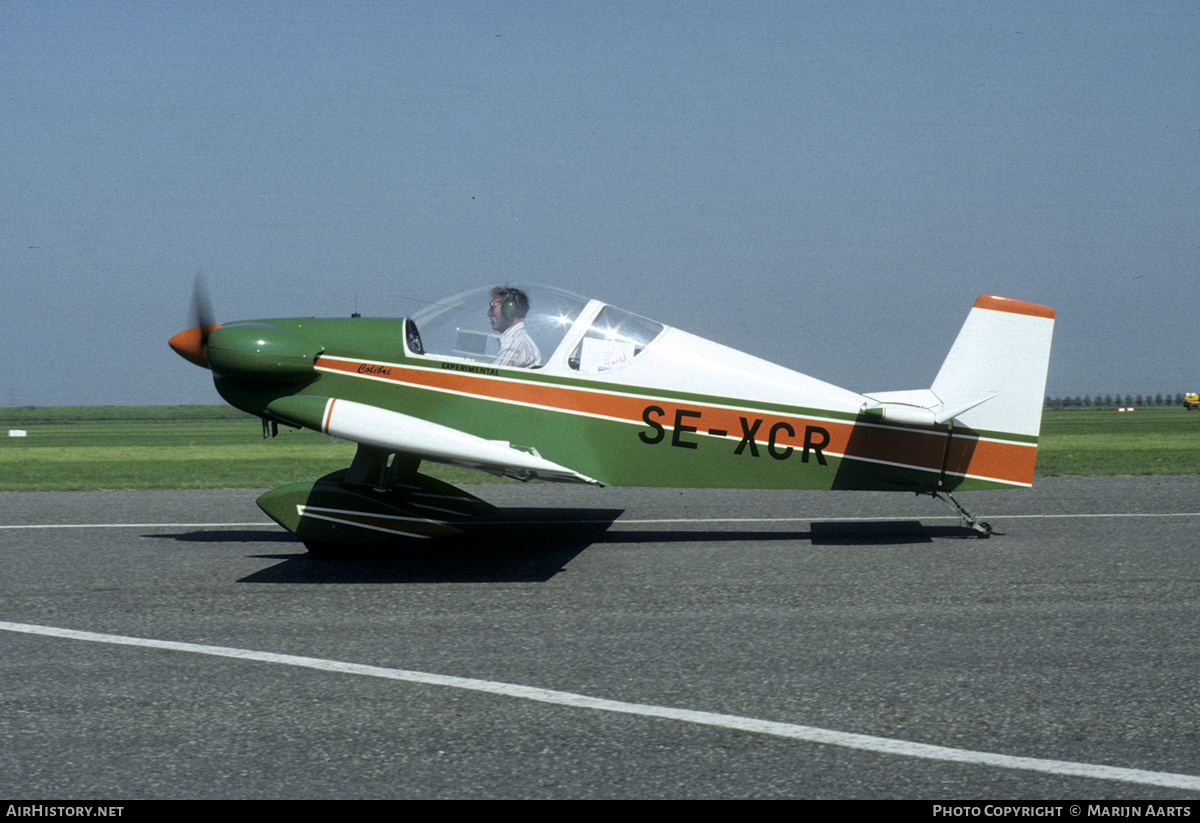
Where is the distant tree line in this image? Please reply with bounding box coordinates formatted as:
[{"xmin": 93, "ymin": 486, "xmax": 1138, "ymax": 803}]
[{"xmin": 1044, "ymin": 393, "xmax": 1188, "ymax": 409}]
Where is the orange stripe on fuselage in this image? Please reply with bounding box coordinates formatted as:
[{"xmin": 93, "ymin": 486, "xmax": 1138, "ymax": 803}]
[
  {"xmin": 944, "ymin": 434, "xmax": 1038, "ymax": 486},
  {"xmin": 319, "ymin": 356, "xmax": 651, "ymax": 424},
  {"xmin": 315, "ymin": 356, "xmax": 1035, "ymax": 486},
  {"xmin": 840, "ymin": 422, "xmax": 1037, "ymax": 486},
  {"xmin": 839, "ymin": 423, "xmax": 946, "ymax": 473}
]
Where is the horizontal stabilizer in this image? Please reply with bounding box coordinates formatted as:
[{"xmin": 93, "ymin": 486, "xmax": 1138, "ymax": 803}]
[{"xmin": 860, "ymin": 393, "xmax": 995, "ymax": 428}]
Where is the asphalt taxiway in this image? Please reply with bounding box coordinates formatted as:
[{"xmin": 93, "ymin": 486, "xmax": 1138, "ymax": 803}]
[{"xmin": 1, "ymin": 477, "xmax": 1199, "ymax": 799}]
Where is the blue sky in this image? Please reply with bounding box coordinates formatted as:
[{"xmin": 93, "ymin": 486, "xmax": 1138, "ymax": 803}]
[{"xmin": 2, "ymin": 1, "xmax": 1196, "ymax": 406}]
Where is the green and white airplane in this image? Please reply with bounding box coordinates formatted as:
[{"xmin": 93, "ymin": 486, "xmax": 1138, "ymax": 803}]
[{"xmin": 170, "ymin": 285, "xmax": 1054, "ymax": 556}]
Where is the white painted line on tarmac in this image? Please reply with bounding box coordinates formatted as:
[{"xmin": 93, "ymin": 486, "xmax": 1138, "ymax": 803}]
[
  {"xmin": 610, "ymin": 512, "xmax": 1200, "ymax": 525},
  {"xmin": 0, "ymin": 522, "xmax": 269, "ymax": 530},
  {"xmin": 1, "ymin": 619, "xmax": 1198, "ymax": 792}
]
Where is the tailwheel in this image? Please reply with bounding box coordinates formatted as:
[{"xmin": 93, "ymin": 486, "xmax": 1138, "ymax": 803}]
[{"xmin": 932, "ymin": 491, "xmax": 993, "ymax": 538}]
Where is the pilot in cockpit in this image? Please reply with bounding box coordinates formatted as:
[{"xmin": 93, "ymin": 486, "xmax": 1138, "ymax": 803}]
[{"xmin": 487, "ymin": 286, "xmax": 542, "ymax": 368}]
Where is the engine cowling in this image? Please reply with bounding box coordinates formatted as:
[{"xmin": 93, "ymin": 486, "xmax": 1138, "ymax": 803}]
[{"xmin": 206, "ymin": 322, "xmax": 323, "ymax": 383}]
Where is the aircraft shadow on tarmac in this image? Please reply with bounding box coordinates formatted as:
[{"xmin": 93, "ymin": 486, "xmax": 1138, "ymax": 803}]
[{"xmin": 147, "ymin": 509, "xmax": 985, "ymax": 584}]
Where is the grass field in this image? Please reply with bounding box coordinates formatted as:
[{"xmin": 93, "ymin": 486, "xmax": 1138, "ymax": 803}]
[
  {"xmin": 1, "ymin": 404, "xmax": 1197, "ymax": 491},
  {"xmin": 0, "ymin": 405, "xmax": 487, "ymax": 492},
  {"xmin": 1034, "ymin": 405, "xmax": 1200, "ymax": 477}
]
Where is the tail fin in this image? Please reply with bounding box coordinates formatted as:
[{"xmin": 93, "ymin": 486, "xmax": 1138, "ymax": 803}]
[
  {"xmin": 860, "ymin": 295, "xmax": 1055, "ymax": 489},
  {"xmin": 931, "ymin": 295, "xmax": 1055, "ymax": 442}
]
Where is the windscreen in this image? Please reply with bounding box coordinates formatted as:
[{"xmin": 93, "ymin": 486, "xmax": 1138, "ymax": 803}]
[
  {"xmin": 568, "ymin": 305, "xmax": 664, "ymax": 374},
  {"xmin": 408, "ymin": 285, "xmax": 589, "ymax": 368}
]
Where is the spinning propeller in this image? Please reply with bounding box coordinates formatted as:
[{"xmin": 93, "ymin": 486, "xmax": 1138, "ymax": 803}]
[
  {"xmin": 168, "ymin": 275, "xmax": 323, "ymax": 381},
  {"xmin": 168, "ymin": 275, "xmax": 220, "ymax": 369}
]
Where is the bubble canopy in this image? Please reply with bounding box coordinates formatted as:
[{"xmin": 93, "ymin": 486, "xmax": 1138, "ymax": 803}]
[{"xmin": 407, "ymin": 285, "xmax": 664, "ymax": 374}]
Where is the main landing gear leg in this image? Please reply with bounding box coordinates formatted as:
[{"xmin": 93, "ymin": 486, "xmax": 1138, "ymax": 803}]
[{"xmin": 930, "ymin": 491, "xmax": 993, "ymax": 538}]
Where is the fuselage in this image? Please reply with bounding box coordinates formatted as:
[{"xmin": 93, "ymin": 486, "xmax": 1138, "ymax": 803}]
[{"xmin": 202, "ymin": 290, "xmax": 1034, "ymax": 492}]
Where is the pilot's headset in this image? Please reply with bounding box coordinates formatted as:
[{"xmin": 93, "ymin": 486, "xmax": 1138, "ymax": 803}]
[{"xmin": 501, "ymin": 289, "xmax": 527, "ymax": 321}]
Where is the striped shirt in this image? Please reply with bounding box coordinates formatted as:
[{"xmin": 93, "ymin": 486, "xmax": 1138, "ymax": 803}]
[{"xmin": 495, "ymin": 321, "xmax": 541, "ymax": 368}]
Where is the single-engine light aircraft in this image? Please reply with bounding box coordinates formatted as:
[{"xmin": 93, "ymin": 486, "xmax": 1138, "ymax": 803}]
[{"xmin": 170, "ymin": 285, "xmax": 1054, "ymax": 556}]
